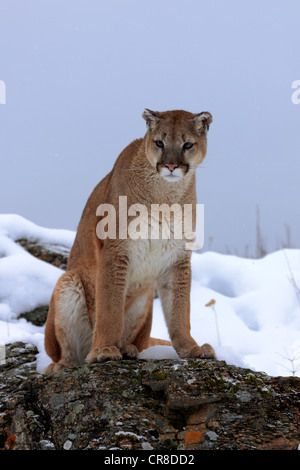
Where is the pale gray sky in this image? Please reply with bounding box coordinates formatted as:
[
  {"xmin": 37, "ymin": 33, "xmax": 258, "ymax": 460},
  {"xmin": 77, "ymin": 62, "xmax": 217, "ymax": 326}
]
[{"xmin": 0, "ymin": 0, "xmax": 299, "ymax": 255}]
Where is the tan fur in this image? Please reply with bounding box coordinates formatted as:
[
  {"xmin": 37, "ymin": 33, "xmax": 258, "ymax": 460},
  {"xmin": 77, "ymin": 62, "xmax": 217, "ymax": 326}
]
[{"xmin": 44, "ymin": 109, "xmax": 215, "ymax": 373}]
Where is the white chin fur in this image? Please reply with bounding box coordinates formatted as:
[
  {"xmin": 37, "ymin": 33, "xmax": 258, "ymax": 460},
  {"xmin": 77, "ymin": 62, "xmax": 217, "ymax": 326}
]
[{"xmin": 160, "ymin": 167, "xmax": 183, "ymax": 182}]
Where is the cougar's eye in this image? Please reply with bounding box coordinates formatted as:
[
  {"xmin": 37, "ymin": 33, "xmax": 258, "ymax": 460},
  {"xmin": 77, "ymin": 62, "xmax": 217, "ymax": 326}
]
[
  {"xmin": 183, "ymin": 142, "xmax": 194, "ymax": 150},
  {"xmin": 155, "ymin": 140, "xmax": 164, "ymax": 148}
]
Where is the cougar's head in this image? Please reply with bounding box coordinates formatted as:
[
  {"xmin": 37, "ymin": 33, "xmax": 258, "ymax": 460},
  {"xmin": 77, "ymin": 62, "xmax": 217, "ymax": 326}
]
[{"xmin": 142, "ymin": 109, "xmax": 212, "ymax": 182}]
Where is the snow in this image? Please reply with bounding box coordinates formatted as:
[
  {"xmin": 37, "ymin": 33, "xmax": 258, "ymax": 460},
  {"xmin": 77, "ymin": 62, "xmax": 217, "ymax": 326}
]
[{"xmin": 0, "ymin": 213, "xmax": 300, "ymax": 377}]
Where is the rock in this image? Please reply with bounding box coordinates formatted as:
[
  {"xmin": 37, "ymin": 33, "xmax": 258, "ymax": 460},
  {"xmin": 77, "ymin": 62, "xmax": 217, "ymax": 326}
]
[
  {"xmin": 205, "ymin": 431, "xmax": 219, "ymax": 441},
  {"xmin": 16, "ymin": 238, "xmax": 69, "ymax": 270},
  {"xmin": 0, "ymin": 342, "xmax": 299, "ymax": 450},
  {"xmin": 18, "ymin": 306, "xmax": 49, "ymax": 326}
]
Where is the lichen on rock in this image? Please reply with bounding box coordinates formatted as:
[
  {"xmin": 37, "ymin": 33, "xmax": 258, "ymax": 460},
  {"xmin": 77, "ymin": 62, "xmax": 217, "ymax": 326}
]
[{"xmin": 0, "ymin": 341, "xmax": 299, "ymax": 450}]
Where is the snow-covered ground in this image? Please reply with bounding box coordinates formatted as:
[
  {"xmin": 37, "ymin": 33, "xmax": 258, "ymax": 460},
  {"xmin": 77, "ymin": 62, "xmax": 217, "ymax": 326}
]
[{"xmin": 0, "ymin": 214, "xmax": 299, "ymax": 377}]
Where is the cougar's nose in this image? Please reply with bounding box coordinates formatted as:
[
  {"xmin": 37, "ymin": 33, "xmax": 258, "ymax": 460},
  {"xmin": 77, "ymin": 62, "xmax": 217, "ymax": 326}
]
[{"xmin": 165, "ymin": 163, "xmax": 179, "ymax": 172}]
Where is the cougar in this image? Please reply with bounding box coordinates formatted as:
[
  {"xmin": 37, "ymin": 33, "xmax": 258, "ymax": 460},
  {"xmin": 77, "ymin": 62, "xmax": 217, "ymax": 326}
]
[{"xmin": 44, "ymin": 108, "xmax": 215, "ymax": 373}]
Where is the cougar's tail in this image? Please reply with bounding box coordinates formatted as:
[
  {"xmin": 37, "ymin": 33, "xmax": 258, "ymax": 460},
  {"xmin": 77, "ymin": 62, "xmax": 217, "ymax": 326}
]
[
  {"xmin": 44, "ymin": 295, "xmax": 61, "ymax": 363},
  {"xmin": 148, "ymin": 337, "xmax": 172, "ymax": 347}
]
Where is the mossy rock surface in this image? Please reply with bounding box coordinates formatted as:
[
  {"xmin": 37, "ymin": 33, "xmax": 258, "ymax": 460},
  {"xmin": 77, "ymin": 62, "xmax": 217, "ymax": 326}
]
[{"xmin": 0, "ymin": 342, "xmax": 299, "ymax": 450}]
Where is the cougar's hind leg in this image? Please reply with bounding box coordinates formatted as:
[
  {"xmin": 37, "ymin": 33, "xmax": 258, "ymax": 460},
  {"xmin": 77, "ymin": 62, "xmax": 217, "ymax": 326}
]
[
  {"xmin": 131, "ymin": 286, "xmax": 172, "ymax": 353},
  {"xmin": 122, "ymin": 286, "xmax": 155, "ymax": 357},
  {"xmin": 44, "ymin": 272, "xmax": 93, "ymax": 372}
]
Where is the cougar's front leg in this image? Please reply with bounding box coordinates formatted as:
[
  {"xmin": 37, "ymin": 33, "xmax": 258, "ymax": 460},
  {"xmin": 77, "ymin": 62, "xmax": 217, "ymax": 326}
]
[
  {"xmin": 85, "ymin": 247, "xmax": 129, "ymax": 363},
  {"xmin": 157, "ymin": 256, "xmax": 216, "ymax": 360}
]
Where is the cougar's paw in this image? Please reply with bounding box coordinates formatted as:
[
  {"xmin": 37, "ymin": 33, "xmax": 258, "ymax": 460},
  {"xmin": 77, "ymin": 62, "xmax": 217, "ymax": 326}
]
[
  {"xmin": 185, "ymin": 343, "xmax": 216, "ymax": 360},
  {"xmin": 85, "ymin": 346, "xmax": 122, "ymax": 363},
  {"xmin": 44, "ymin": 362, "xmax": 74, "ymax": 374},
  {"xmin": 121, "ymin": 344, "xmax": 139, "ymax": 360},
  {"xmin": 44, "ymin": 362, "xmax": 56, "ymax": 374}
]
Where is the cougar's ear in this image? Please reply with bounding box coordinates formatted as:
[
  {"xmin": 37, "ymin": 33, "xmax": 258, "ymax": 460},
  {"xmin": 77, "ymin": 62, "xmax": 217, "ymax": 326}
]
[
  {"xmin": 193, "ymin": 112, "xmax": 213, "ymax": 133},
  {"xmin": 142, "ymin": 108, "xmax": 161, "ymax": 130}
]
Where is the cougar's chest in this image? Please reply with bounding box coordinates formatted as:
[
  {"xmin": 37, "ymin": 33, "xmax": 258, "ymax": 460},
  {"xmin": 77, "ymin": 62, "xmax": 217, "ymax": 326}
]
[{"xmin": 127, "ymin": 237, "xmax": 183, "ymax": 290}]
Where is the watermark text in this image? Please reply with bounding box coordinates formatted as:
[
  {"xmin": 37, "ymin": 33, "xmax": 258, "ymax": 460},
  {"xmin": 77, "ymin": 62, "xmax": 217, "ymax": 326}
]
[
  {"xmin": 0, "ymin": 80, "xmax": 6, "ymax": 104},
  {"xmin": 291, "ymin": 80, "xmax": 300, "ymax": 105},
  {"xmin": 96, "ymin": 196, "xmax": 204, "ymax": 250},
  {"xmin": 0, "ymin": 344, "xmax": 5, "ymax": 365}
]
